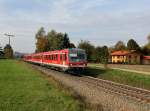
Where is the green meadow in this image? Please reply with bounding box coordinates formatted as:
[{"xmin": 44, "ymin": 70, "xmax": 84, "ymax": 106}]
[
  {"xmin": 84, "ymin": 65, "xmax": 150, "ymax": 90},
  {"xmin": 0, "ymin": 60, "xmax": 84, "ymax": 111}
]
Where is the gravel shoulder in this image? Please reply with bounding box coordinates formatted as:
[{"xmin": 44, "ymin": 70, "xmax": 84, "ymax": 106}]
[{"xmin": 32, "ymin": 65, "xmax": 150, "ymax": 111}]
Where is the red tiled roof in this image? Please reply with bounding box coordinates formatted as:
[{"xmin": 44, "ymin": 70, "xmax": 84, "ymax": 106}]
[
  {"xmin": 111, "ymin": 50, "xmax": 130, "ymax": 56},
  {"xmin": 144, "ymin": 56, "xmax": 150, "ymax": 60}
]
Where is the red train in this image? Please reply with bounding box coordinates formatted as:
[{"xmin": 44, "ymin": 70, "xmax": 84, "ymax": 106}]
[{"xmin": 23, "ymin": 48, "xmax": 87, "ymax": 71}]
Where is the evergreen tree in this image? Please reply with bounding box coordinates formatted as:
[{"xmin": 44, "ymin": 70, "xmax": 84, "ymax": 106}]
[
  {"xmin": 61, "ymin": 33, "xmax": 70, "ymax": 49},
  {"xmin": 4, "ymin": 44, "xmax": 13, "ymax": 59},
  {"xmin": 127, "ymin": 39, "xmax": 140, "ymax": 51}
]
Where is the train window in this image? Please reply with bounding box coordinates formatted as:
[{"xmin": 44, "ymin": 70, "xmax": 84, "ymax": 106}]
[
  {"xmin": 56, "ymin": 54, "xmax": 58, "ymax": 60},
  {"xmin": 60, "ymin": 54, "xmax": 62, "ymax": 61},
  {"xmin": 52, "ymin": 55, "xmax": 54, "ymax": 60},
  {"xmin": 47, "ymin": 55, "xmax": 49, "ymax": 60},
  {"xmin": 50, "ymin": 55, "xmax": 52, "ymax": 60},
  {"xmin": 54, "ymin": 55, "xmax": 56, "ymax": 60}
]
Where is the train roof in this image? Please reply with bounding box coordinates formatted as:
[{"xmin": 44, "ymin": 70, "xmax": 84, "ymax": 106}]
[{"xmin": 24, "ymin": 48, "xmax": 85, "ymax": 56}]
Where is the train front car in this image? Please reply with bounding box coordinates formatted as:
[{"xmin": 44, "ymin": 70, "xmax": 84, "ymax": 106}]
[{"xmin": 68, "ymin": 48, "xmax": 87, "ymax": 71}]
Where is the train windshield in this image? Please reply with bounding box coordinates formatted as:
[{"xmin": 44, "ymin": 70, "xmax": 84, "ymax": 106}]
[{"xmin": 69, "ymin": 49, "xmax": 86, "ymax": 62}]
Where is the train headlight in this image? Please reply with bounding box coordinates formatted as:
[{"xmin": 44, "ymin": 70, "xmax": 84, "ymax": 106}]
[{"xmin": 70, "ymin": 64, "xmax": 72, "ymax": 66}]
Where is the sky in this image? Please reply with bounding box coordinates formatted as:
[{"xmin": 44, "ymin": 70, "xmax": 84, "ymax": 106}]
[{"xmin": 0, "ymin": 0, "xmax": 150, "ymax": 53}]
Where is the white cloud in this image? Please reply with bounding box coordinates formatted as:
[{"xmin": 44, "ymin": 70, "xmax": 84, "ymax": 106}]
[{"xmin": 0, "ymin": 0, "xmax": 150, "ymax": 52}]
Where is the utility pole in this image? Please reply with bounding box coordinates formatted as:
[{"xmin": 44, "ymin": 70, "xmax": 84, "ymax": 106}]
[{"xmin": 4, "ymin": 33, "xmax": 15, "ymax": 46}]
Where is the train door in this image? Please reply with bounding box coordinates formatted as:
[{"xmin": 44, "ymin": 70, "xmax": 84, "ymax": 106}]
[{"xmin": 60, "ymin": 53, "xmax": 67, "ymax": 65}]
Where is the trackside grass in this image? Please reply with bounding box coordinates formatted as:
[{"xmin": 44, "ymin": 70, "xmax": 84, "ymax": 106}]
[
  {"xmin": 83, "ymin": 65, "xmax": 150, "ymax": 90},
  {"xmin": 0, "ymin": 60, "xmax": 84, "ymax": 111}
]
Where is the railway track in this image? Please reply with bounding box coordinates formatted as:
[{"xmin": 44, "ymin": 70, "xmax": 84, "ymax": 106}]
[
  {"xmin": 34, "ymin": 65, "xmax": 150, "ymax": 105},
  {"xmin": 74, "ymin": 76, "xmax": 150, "ymax": 104}
]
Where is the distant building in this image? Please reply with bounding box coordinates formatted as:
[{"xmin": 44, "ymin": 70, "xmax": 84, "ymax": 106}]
[
  {"xmin": 111, "ymin": 50, "xmax": 142, "ymax": 64},
  {"xmin": 142, "ymin": 56, "xmax": 150, "ymax": 65}
]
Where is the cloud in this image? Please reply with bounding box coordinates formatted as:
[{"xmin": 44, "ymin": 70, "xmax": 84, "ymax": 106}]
[{"xmin": 0, "ymin": 0, "xmax": 150, "ymax": 52}]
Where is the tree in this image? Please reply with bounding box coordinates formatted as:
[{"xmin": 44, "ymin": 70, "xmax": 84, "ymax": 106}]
[
  {"xmin": 36, "ymin": 37, "xmax": 48, "ymax": 52},
  {"xmin": 69, "ymin": 43, "xmax": 76, "ymax": 48},
  {"xmin": 4, "ymin": 44, "xmax": 13, "ymax": 59},
  {"xmin": 47, "ymin": 30, "xmax": 72, "ymax": 50},
  {"xmin": 142, "ymin": 36, "xmax": 150, "ymax": 55},
  {"xmin": 60, "ymin": 33, "xmax": 70, "ymax": 49},
  {"xmin": 47, "ymin": 31, "xmax": 64, "ymax": 50},
  {"xmin": 0, "ymin": 46, "xmax": 3, "ymax": 53},
  {"xmin": 114, "ymin": 41, "xmax": 126, "ymax": 50},
  {"xmin": 95, "ymin": 46, "xmax": 102, "ymax": 62},
  {"xmin": 142, "ymin": 45, "xmax": 150, "ymax": 55},
  {"xmin": 0, "ymin": 45, "xmax": 4, "ymax": 58},
  {"xmin": 35, "ymin": 27, "xmax": 46, "ymax": 39},
  {"xmin": 148, "ymin": 34, "xmax": 150, "ymax": 44},
  {"xmin": 35, "ymin": 27, "xmax": 48, "ymax": 52},
  {"xmin": 35, "ymin": 28, "xmax": 74, "ymax": 52},
  {"xmin": 100, "ymin": 46, "xmax": 109, "ymax": 68},
  {"xmin": 78, "ymin": 40, "xmax": 95, "ymax": 61},
  {"xmin": 127, "ymin": 39, "xmax": 140, "ymax": 51}
]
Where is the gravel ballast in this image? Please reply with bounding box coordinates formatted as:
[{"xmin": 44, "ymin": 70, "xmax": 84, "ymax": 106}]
[{"xmin": 32, "ymin": 65, "xmax": 150, "ymax": 111}]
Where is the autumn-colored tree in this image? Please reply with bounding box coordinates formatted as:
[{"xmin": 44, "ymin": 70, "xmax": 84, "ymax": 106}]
[
  {"xmin": 4, "ymin": 44, "xmax": 13, "ymax": 59},
  {"xmin": 36, "ymin": 37, "xmax": 48, "ymax": 52},
  {"xmin": 35, "ymin": 27, "xmax": 48, "ymax": 52},
  {"xmin": 35, "ymin": 27, "xmax": 73, "ymax": 52}
]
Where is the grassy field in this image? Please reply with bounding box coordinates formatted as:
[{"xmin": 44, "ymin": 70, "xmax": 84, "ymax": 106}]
[
  {"xmin": 0, "ymin": 60, "xmax": 84, "ymax": 111},
  {"xmin": 83, "ymin": 65, "xmax": 150, "ymax": 90}
]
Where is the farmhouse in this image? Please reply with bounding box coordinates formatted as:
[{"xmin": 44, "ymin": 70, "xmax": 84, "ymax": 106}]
[{"xmin": 111, "ymin": 50, "xmax": 142, "ymax": 64}]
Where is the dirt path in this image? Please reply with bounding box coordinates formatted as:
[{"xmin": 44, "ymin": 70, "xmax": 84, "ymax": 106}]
[
  {"xmin": 33, "ymin": 65, "xmax": 150, "ymax": 111},
  {"xmin": 89, "ymin": 64, "xmax": 150, "ymax": 75}
]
